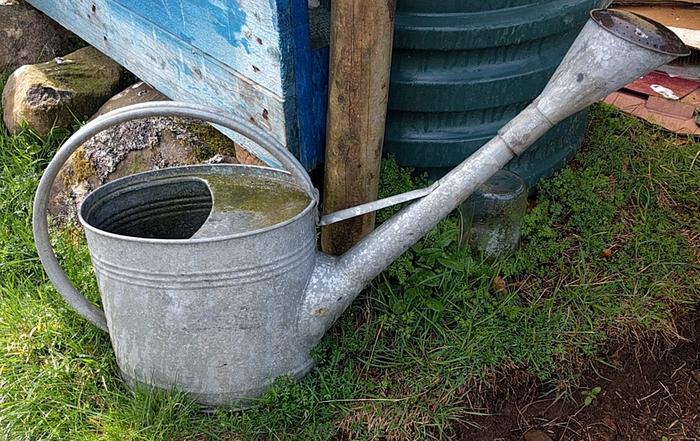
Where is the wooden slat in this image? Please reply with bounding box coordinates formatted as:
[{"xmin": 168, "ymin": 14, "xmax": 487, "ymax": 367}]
[
  {"xmin": 110, "ymin": 0, "xmax": 285, "ymax": 96},
  {"xmin": 27, "ymin": 0, "xmax": 288, "ymax": 165}
]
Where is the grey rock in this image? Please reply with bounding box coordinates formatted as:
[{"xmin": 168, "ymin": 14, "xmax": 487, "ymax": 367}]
[
  {"xmin": 90, "ymin": 81, "xmax": 167, "ymax": 115},
  {"xmin": 0, "ymin": 1, "xmax": 83, "ymax": 72},
  {"xmin": 48, "ymin": 82, "xmax": 251, "ymax": 223},
  {"xmin": 2, "ymin": 46, "xmax": 126, "ymax": 135}
]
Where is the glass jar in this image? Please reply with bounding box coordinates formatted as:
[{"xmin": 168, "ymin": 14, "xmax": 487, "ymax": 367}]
[{"xmin": 460, "ymin": 170, "xmax": 527, "ymax": 258}]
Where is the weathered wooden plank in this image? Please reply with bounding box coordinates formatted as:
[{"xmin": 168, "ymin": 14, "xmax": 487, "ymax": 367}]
[
  {"xmin": 27, "ymin": 0, "xmax": 287, "ymax": 164},
  {"xmin": 111, "ymin": 0, "xmax": 285, "ymax": 95},
  {"xmin": 321, "ymin": 0, "xmax": 396, "ymax": 254}
]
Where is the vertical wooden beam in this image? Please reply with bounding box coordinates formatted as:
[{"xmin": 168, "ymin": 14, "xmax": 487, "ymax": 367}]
[{"xmin": 321, "ymin": 0, "xmax": 396, "ymax": 255}]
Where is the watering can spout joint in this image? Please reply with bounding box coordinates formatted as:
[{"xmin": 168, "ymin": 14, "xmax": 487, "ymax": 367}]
[
  {"xmin": 298, "ymin": 252, "xmax": 365, "ymax": 347},
  {"xmin": 497, "ymin": 102, "xmax": 554, "ymax": 156}
]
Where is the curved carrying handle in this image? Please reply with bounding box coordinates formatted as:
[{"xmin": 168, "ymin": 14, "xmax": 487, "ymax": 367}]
[{"xmin": 33, "ymin": 101, "xmax": 316, "ymax": 331}]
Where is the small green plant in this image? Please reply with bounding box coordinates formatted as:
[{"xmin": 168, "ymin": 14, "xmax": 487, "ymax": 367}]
[{"xmin": 581, "ymin": 386, "xmax": 602, "ymax": 406}]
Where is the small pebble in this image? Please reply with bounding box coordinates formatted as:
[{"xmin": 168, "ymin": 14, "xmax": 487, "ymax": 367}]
[
  {"xmin": 524, "ymin": 429, "xmax": 553, "ymax": 441},
  {"xmin": 690, "ymin": 369, "xmax": 700, "ymax": 385}
]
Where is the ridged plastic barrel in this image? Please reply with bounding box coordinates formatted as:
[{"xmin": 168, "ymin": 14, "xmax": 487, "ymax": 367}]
[{"xmin": 385, "ymin": 0, "xmax": 604, "ymax": 186}]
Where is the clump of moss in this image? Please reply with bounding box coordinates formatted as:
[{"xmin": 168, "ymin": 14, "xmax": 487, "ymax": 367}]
[
  {"xmin": 61, "ymin": 147, "xmax": 95, "ymax": 186},
  {"xmin": 187, "ymin": 122, "xmax": 238, "ymax": 161}
]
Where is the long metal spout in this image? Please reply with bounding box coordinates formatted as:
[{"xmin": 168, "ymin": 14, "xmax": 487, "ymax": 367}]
[{"xmin": 299, "ymin": 10, "xmax": 689, "ymax": 347}]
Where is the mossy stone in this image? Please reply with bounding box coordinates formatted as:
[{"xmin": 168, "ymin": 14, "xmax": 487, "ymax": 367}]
[
  {"xmin": 2, "ymin": 46, "xmax": 125, "ymax": 135},
  {"xmin": 48, "ymin": 82, "xmax": 266, "ymax": 225}
]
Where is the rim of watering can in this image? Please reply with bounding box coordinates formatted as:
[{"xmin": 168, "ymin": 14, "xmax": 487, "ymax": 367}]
[
  {"xmin": 590, "ymin": 9, "xmax": 690, "ymax": 57},
  {"xmin": 77, "ymin": 163, "xmax": 319, "ymax": 244}
]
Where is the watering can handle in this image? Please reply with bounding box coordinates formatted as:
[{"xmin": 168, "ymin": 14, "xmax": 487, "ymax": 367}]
[{"xmin": 33, "ymin": 101, "xmax": 316, "ymax": 331}]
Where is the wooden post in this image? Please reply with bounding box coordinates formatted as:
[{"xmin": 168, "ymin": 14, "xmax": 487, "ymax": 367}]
[{"xmin": 321, "ymin": 0, "xmax": 396, "ymax": 255}]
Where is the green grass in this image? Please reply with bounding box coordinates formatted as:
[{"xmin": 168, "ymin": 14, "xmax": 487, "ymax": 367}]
[{"xmin": 1, "ymin": 68, "xmax": 698, "ymax": 440}]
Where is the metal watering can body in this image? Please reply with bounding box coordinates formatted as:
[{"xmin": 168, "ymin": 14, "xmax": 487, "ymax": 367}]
[
  {"xmin": 79, "ymin": 165, "xmax": 320, "ymax": 406},
  {"xmin": 34, "ymin": 102, "xmax": 334, "ymax": 407},
  {"xmin": 32, "ymin": 9, "xmax": 688, "ymax": 407}
]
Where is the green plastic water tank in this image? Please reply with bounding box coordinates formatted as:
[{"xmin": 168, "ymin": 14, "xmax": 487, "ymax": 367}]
[{"xmin": 384, "ymin": 0, "xmax": 604, "ymax": 187}]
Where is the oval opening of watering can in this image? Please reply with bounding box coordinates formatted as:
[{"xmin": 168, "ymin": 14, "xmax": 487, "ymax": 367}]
[
  {"xmin": 79, "ymin": 166, "xmax": 316, "ymax": 241},
  {"xmin": 33, "ymin": 9, "xmax": 689, "ymax": 408}
]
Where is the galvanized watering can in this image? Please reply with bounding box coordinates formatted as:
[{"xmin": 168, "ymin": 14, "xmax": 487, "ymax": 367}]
[{"xmin": 33, "ymin": 10, "xmax": 688, "ymax": 407}]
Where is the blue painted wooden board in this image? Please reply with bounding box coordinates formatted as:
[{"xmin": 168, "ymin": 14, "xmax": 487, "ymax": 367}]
[
  {"xmin": 110, "ymin": 0, "xmax": 284, "ymax": 94},
  {"xmin": 27, "ymin": 0, "xmax": 328, "ymax": 170}
]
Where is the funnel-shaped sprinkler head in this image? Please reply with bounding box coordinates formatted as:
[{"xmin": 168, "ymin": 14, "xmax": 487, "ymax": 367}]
[{"xmin": 536, "ymin": 9, "xmax": 690, "ymax": 124}]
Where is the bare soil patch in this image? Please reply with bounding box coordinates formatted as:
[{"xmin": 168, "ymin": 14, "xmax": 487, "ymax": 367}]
[{"xmin": 459, "ymin": 312, "xmax": 700, "ymax": 440}]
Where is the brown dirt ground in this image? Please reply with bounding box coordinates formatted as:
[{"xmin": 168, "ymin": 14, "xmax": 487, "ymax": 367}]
[{"xmin": 457, "ymin": 312, "xmax": 700, "ymax": 441}]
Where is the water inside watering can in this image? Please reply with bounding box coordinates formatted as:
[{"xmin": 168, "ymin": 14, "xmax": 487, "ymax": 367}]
[{"xmin": 191, "ymin": 174, "xmax": 310, "ymax": 239}]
